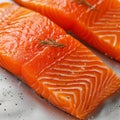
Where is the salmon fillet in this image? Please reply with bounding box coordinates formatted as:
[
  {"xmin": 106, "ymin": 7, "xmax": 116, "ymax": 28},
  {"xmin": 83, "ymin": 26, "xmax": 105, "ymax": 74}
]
[
  {"xmin": 13, "ymin": 0, "xmax": 120, "ymax": 62},
  {"xmin": 0, "ymin": 2, "xmax": 66, "ymax": 76},
  {"xmin": 0, "ymin": 3, "xmax": 120, "ymax": 119}
]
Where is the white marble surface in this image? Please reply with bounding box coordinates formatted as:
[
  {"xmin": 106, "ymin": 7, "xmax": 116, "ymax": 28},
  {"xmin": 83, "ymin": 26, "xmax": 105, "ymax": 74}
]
[{"xmin": 0, "ymin": 0, "xmax": 120, "ymax": 120}]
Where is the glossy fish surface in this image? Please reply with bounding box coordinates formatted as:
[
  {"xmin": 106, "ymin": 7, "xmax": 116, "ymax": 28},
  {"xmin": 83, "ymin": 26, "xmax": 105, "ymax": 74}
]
[
  {"xmin": 14, "ymin": 0, "xmax": 120, "ymax": 62},
  {"xmin": 0, "ymin": 3, "xmax": 120, "ymax": 119}
]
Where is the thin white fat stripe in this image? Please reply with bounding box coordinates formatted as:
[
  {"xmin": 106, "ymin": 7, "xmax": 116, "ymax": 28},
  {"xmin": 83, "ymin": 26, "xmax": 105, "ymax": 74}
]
[
  {"xmin": 99, "ymin": 34, "xmax": 117, "ymax": 47},
  {"xmin": 38, "ymin": 76, "xmax": 60, "ymax": 81},
  {"xmin": 90, "ymin": 26, "xmax": 119, "ymax": 29},
  {"xmin": 102, "ymin": 8, "xmax": 119, "ymax": 14},
  {"xmin": 38, "ymin": 74, "xmax": 95, "ymax": 83},
  {"xmin": 57, "ymin": 60, "xmax": 101, "ymax": 67},
  {"xmin": 92, "ymin": 67, "xmax": 110, "ymax": 75},
  {"xmin": 93, "ymin": 17, "xmax": 120, "ymax": 23},
  {"xmin": 38, "ymin": 76, "xmax": 78, "ymax": 81},
  {"xmin": 75, "ymin": 50, "xmax": 91, "ymax": 54},
  {"xmin": 42, "ymin": 81, "xmax": 58, "ymax": 86},
  {"xmin": 79, "ymin": 73, "xmax": 100, "ymax": 78},
  {"xmin": 97, "ymin": 21, "xmax": 120, "ymax": 25},
  {"xmin": 46, "ymin": 72, "xmax": 81, "ymax": 77},
  {"xmin": 93, "ymin": 30, "xmax": 120, "ymax": 33},
  {"xmin": 70, "ymin": 54, "xmax": 96, "ymax": 57},
  {"xmin": 49, "ymin": 86, "xmax": 83, "ymax": 91},
  {"xmin": 100, "ymin": 18, "xmax": 120, "ymax": 21},
  {"xmin": 66, "ymin": 51, "xmax": 95, "ymax": 58},
  {"xmin": 50, "ymin": 67, "xmax": 83, "ymax": 73},
  {"xmin": 53, "ymin": 63, "xmax": 82, "ymax": 69},
  {"xmin": 90, "ymin": 22, "xmax": 120, "ymax": 27},
  {"xmin": 63, "ymin": 57, "xmax": 95, "ymax": 62},
  {"xmin": 81, "ymin": 64, "xmax": 107, "ymax": 69},
  {"xmin": 97, "ymin": 15, "xmax": 120, "ymax": 22},
  {"xmin": 102, "ymin": 7, "xmax": 120, "ymax": 14},
  {"xmin": 61, "ymin": 81, "xmax": 93, "ymax": 89},
  {"xmin": 64, "ymin": 58, "xmax": 85, "ymax": 62},
  {"xmin": 55, "ymin": 64, "xmax": 106, "ymax": 72},
  {"xmin": 91, "ymin": 22, "xmax": 107, "ymax": 25},
  {"xmin": 106, "ymin": 11, "xmax": 120, "ymax": 15},
  {"xmin": 100, "ymin": 14, "xmax": 120, "ymax": 18}
]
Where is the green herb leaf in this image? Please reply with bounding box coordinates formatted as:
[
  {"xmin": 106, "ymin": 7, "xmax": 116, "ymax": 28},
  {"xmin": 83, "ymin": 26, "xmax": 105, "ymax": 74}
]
[{"xmin": 39, "ymin": 38, "xmax": 65, "ymax": 48}]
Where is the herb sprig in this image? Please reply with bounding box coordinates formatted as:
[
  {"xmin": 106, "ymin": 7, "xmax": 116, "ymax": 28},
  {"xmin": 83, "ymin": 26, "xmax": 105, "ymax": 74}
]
[
  {"xmin": 78, "ymin": 0, "xmax": 97, "ymax": 11},
  {"xmin": 39, "ymin": 38, "xmax": 65, "ymax": 48}
]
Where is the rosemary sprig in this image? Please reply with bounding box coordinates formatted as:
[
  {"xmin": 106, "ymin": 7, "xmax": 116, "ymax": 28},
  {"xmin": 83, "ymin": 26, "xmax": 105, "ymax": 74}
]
[
  {"xmin": 78, "ymin": 0, "xmax": 97, "ymax": 11},
  {"xmin": 39, "ymin": 38, "xmax": 65, "ymax": 48}
]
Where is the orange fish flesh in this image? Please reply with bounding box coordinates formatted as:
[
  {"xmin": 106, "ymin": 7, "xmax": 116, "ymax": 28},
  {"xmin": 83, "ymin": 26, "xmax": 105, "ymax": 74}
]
[
  {"xmin": 14, "ymin": 0, "xmax": 120, "ymax": 62},
  {"xmin": 0, "ymin": 3, "xmax": 120, "ymax": 119}
]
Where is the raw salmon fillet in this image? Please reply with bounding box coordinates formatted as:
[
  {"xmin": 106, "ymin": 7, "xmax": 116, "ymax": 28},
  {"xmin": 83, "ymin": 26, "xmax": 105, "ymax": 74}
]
[
  {"xmin": 0, "ymin": 3, "xmax": 120, "ymax": 119},
  {"xmin": 14, "ymin": 0, "xmax": 120, "ymax": 62}
]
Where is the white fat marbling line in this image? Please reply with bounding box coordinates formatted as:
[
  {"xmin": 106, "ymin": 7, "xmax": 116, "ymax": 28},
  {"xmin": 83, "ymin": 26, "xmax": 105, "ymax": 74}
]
[{"xmin": 99, "ymin": 34, "xmax": 118, "ymax": 47}]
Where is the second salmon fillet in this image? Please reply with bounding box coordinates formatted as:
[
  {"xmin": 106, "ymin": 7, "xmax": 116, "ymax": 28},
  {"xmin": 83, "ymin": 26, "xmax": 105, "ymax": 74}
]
[{"xmin": 14, "ymin": 0, "xmax": 120, "ymax": 62}]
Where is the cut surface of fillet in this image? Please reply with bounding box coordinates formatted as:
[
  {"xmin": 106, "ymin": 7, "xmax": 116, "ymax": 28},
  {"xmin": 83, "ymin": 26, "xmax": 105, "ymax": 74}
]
[{"xmin": 0, "ymin": 3, "xmax": 120, "ymax": 119}]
